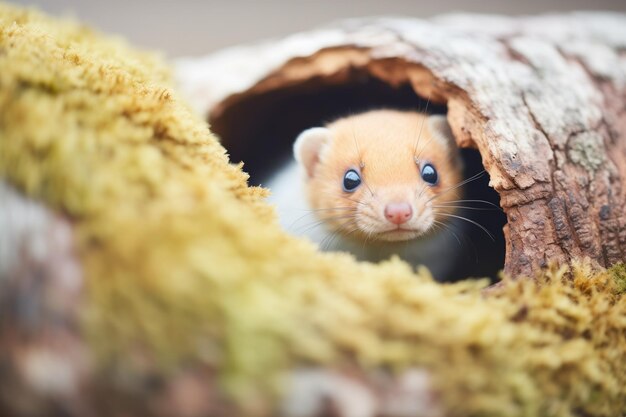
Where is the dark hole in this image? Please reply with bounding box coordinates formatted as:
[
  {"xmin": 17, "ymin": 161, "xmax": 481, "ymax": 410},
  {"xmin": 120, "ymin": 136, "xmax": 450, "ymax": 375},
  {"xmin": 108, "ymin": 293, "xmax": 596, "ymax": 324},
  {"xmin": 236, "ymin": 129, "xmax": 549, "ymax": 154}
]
[{"xmin": 210, "ymin": 72, "xmax": 506, "ymax": 281}]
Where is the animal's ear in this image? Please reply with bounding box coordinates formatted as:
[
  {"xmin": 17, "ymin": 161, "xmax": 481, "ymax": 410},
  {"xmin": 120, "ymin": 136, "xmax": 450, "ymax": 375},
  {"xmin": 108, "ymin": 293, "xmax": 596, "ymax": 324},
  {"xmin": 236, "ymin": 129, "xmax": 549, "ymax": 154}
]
[
  {"xmin": 293, "ymin": 127, "xmax": 332, "ymax": 178},
  {"xmin": 427, "ymin": 115, "xmax": 456, "ymax": 149}
]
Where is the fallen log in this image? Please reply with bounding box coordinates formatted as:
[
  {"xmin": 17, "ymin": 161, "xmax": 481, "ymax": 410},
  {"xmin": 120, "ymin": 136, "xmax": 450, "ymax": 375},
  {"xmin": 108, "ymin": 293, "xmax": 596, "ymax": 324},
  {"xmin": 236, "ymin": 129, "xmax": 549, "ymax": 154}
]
[
  {"xmin": 1, "ymin": 5, "xmax": 625, "ymax": 417},
  {"xmin": 177, "ymin": 12, "xmax": 626, "ymax": 277}
]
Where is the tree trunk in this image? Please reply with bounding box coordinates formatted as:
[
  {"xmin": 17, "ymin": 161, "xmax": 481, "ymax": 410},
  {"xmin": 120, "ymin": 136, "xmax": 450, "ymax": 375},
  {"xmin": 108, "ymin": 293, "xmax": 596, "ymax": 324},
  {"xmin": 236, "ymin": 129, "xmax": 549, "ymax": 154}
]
[{"xmin": 176, "ymin": 12, "xmax": 626, "ymax": 277}]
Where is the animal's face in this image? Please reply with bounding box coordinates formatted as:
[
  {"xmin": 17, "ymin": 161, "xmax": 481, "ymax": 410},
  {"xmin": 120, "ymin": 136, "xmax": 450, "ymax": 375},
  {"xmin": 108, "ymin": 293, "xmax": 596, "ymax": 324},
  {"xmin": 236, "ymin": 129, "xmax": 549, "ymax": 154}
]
[{"xmin": 294, "ymin": 110, "xmax": 463, "ymax": 242}]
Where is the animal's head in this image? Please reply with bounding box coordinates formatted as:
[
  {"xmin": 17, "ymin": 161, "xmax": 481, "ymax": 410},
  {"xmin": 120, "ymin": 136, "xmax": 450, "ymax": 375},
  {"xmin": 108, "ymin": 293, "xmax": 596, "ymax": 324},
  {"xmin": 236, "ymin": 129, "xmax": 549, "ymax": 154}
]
[{"xmin": 294, "ymin": 110, "xmax": 463, "ymax": 242}]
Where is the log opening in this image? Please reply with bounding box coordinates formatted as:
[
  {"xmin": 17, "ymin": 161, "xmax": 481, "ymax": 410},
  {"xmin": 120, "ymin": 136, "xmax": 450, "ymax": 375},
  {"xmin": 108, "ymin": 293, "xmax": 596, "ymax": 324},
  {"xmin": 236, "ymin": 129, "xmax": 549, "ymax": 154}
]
[
  {"xmin": 187, "ymin": 18, "xmax": 626, "ymax": 277},
  {"xmin": 208, "ymin": 67, "xmax": 507, "ymax": 280}
]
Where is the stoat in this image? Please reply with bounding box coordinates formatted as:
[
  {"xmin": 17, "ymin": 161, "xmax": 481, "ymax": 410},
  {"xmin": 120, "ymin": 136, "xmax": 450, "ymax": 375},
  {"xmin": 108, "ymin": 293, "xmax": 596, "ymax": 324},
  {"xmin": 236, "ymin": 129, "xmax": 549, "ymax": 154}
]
[{"xmin": 266, "ymin": 109, "xmax": 468, "ymax": 280}]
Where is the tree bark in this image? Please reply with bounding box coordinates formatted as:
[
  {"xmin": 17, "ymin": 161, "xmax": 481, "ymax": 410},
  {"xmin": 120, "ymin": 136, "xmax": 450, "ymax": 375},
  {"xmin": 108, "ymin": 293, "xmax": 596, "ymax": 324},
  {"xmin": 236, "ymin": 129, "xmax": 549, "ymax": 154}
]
[{"xmin": 176, "ymin": 12, "xmax": 626, "ymax": 277}]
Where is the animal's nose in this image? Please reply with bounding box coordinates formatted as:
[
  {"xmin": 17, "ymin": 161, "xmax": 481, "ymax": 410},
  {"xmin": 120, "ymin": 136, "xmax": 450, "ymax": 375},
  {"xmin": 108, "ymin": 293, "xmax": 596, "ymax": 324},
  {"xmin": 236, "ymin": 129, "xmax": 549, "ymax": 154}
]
[{"xmin": 384, "ymin": 202, "xmax": 413, "ymax": 225}]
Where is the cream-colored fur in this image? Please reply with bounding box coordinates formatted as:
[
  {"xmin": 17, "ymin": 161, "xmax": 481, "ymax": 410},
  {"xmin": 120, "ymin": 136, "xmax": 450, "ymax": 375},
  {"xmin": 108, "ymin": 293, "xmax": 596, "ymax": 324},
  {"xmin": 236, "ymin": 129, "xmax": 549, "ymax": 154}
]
[{"xmin": 267, "ymin": 109, "xmax": 467, "ymax": 279}]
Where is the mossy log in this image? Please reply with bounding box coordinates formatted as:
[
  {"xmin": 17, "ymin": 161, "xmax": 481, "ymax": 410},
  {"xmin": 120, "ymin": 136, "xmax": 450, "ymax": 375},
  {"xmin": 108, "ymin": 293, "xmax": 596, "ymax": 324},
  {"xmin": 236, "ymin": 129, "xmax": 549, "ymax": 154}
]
[
  {"xmin": 1, "ymin": 5, "xmax": 626, "ymax": 417},
  {"xmin": 177, "ymin": 12, "xmax": 626, "ymax": 277}
]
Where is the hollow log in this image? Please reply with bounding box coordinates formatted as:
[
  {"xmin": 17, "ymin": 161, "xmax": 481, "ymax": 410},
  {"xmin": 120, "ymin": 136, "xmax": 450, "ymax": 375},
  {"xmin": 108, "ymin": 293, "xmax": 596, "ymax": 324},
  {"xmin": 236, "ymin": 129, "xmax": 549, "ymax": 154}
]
[
  {"xmin": 2, "ymin": 5, "xmax": 626, "ymax": 417},
  {"xmin": 176, "ymin": 12, "xmax": 626, "ymax": 277}
]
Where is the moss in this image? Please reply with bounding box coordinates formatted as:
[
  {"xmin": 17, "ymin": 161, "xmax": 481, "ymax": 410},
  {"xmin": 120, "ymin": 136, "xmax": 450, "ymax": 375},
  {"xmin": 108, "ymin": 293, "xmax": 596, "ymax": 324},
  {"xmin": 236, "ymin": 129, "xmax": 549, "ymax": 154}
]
[
  {"xmin": 609, "ymin": 263, "xmax": 626, "ymax": 294},
  {"xmin": 1, "ymin": 4, "xmax": 625, "ymax": 417},
  {"xmin": 567, "ymin": 131, "xmax": 605, "ymax": 173}
]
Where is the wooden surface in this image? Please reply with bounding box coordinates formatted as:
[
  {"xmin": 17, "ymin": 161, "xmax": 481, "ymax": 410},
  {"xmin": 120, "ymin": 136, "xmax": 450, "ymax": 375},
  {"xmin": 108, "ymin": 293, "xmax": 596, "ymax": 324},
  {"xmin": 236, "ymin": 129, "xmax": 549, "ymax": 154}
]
[{"xmin": 176, "ymin": 12, "xmax": 626, "ymax": 277}]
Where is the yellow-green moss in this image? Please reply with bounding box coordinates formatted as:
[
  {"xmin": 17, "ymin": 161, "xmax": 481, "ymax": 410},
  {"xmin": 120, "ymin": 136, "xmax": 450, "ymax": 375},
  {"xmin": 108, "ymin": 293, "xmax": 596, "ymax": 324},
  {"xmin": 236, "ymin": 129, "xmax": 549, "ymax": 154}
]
[
  {"xmin": 1, "ymin": 4, "xmax": 625, "ymax": 416},
  {"xmin": 609, "ymin": 263, "xmax": 626, "ymax": 294}
]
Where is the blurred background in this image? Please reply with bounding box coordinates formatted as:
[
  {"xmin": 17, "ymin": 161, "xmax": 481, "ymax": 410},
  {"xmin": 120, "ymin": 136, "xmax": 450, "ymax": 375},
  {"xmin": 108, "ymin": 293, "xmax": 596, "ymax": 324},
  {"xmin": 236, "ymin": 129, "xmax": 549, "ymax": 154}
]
[{"xmin": 13, "ymin": 0, "xmax": 626, "ymax": 58}]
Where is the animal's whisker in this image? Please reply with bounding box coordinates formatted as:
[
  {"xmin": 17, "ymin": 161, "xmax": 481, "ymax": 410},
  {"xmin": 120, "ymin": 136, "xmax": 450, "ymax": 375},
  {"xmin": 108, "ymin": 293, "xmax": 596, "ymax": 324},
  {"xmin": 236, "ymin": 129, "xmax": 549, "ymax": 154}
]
[
  {"xmin": 339, "ymin": 195, "xmax": 368, "ymax": 207},
  {"xmin": 435, "ymin": 212, "xmax": 495, "ymax": 241},
  {"xmin": 360, "ymin": 211, "xmax": 382, "ymax": 224},
  {"xmin": 435, "ymin": 199, "xmax": 500, "ymax": 208},
  {"xmin": 351, "ymin": 115, "xmax": 363, "ymax": 164},
  {"xmin": 361, "ymin": 229, "xmax": 372, "ymax": 252},
  {"xmin": 317, "ymin": 190, "xmax": 367, "ymax": 208},
  {"xmin": 432, "ymin": 205, "xmax": 501, "ymax": 212},
  {"xmin": 324, "ymin": 227, "xmax": 360, "ymax": 251},
  {"xmin": 320, "ymin": 219, "xmax": 358, "ymax": 250},
  {"xmin": 286, "ymin": 208, "xmax": 356, "ymax": 231},
  {"xmin": 413, "ymin": 97, "xmax": 431, "ymax": 157},
  {"xmin": 296, "ymin": 207, "xmax": 357, "ymax": 212},
  {"xmin": 432, "ymin": 219, "xmax": 462, "ymax": 247},
  {"xmin": 433, "ymin": 219, "xmax": 480, "ymax": 264},
  {"xmin": 415, "ymin": 135, "xmax": 436, "ymax": 163},
  {"xmin": 428, "ymin": 170, "xmax": 486, "ymax": 203},
  {"xmin": 416, "ymin": 182, "xmax": 429, "ymax": 200},
  {"xmin": 360, "ymin": 176, "xmax": 377, "ymax": 200},
  {"xmin": 319, "ymin": 219, "xmax": 355, "ymax": 247},
  {"xmin": 292, "ymin": 214, "xmax": 356, "ymax": 235},
  {"xmin": 335, "ymin": 224, "xmax": 361, "ymax": 245}
]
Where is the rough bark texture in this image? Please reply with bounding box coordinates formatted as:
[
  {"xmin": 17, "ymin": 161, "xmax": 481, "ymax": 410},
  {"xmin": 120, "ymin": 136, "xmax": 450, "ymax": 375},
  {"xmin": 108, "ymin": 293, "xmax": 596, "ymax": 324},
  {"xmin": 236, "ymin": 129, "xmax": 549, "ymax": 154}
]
[{"xmin": 176, "ymin": 12, "xmax": 626, "ymax": 277}]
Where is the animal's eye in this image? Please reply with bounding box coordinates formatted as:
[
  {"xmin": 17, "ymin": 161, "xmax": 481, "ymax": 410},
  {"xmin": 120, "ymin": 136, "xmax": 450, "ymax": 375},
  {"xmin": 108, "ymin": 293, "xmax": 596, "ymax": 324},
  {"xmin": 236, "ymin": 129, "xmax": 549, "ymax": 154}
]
[
  {"xmin": 420, "ymin": 163, "xmax": 438, "ymax": 185},
  {"xmin": 342, "ymin": 169, "xmax": 362, "ymax": 192}
]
